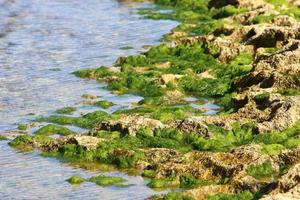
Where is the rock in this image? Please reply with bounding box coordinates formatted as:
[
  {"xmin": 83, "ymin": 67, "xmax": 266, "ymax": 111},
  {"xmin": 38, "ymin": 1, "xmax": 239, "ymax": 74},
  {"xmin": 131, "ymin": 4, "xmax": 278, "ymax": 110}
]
[
  {"xmin": 173, "ymin": 117, "xmax": 211, "ymax": 138},
  {"xmin": 245, "ymin": 25, "xmax": 300, "ymax": 47},
  {"xmin": 155, "ymin": 61, "xmax": 171, "ymax": 69},
  {"xmin": 256, "ymin": 96, "xmax": 300, "ymax": 132},
  {"xmin": 232, "ymin": 172, "xmax": 277, "ymax": 193},
  {"xmin": 157, "ymin": 74, "xmax": 183, "ymax": 85},
  {"xmin": 208, "ymin": 0, "xmax": 269, "ymax": 10},
  {"xmin": 143, "ymin": 148, "xmax": 182, "ymax": 164},
  {"xmin": 272, "ymin": 15, "xmax": 298, "ymax": 27},
  {"xmin": 94, "ymin": 115, "xmax": 165, "ymax": 136},
  {"xmin": 71, "ymin": 135, "xmax": 103, "ymax": 150},
  {"xmin": 165, "ymin": 90, "xmax": 184, "ymax": 100},
  {"xmin": 41, "ymin": 135, "xmax": 103, "ymax": 151},
  {"xmin": 261, "ymin": 185, "xmax": 300, "ymax": 200},
  {"xmin": 261, "ymin": 164, "xmax": 300, "ymax": 200},
  {"xmin": 197, "ymin": 70, "xmax": 216, "ymax": 79},
  {"xmin": 278, "ymin": 164, "xmax": 300, "ymax": 192},
  {"xmin": 184, "ymin": 185, "xmax": 235, "ymax": 200},
  {"xmin": 279, "ymin": 148, "xmax": 300, "ymax": 166}
]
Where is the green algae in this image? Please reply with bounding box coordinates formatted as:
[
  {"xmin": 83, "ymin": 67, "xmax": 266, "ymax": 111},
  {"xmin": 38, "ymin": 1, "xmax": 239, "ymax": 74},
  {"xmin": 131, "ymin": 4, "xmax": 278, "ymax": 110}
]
[
  {"xmin": 208, "ymin": 191, "xmax": 254, "ymax": 200},
  {"xmin": 36, "ymin": 111, "xmax": 115, "ymax": 129},
  {"xmin": 88, "ymin": 175, "xmax": 126, "ymax": 187},
  {"xmin": 0, "ymin": 135, "xmax": 7, "ymax": 140},
  {"xmin": 142, "ymin": 169, "xmax": 156, "ymax": 178},
  {"xmin": 179, "ymin": 173, "xmax": 215, "ymax": 189},
  {"xmin": 151, "ymin": 191, "xmax": 194, "ymax": 200},
  {"xmin": 67, "ymin": 175, "xmax": 85, "ymax": 185},
  {"xmin": 120, "ymin": 46, "xmax": 133, "ymax": 50},
  {"xmin": 94, "ymin": 100, "xmax": 114, "ymax": 109},
  {"xmin": 147, "ymin": 177, "xmax": 179, "ymax": 188},
  {"xmin": 55, "ymin": 107, "xmax": 76, "ymax": 115},
  {"xmin": 253, "ymin": 93, "xmax": 270, "ymax": 104},
  {"xmin": 17, "ymin": 123, "xmax": 27, "ymax": 130},
  {"xmin": 261, "ymin": 144, "xmax": 285, "ymax": 155},
  {"xmin": 35, "ymin": 124, "xmax": 74, "ymax": 136},
  {"xmin": 246, "ymin": 161, "xmax": 275, "ymax": 180},
  {"xmin": 9, "ymin": 134, "xmax": 53, "ymax": 150}
]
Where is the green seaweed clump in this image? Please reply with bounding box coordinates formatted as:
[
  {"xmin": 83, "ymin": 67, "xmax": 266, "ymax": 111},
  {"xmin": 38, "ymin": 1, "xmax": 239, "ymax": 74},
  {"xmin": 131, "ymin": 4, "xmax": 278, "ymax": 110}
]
[
  {"xmin": 17, "ymin": 123, "xmax": 28, "ymax": 130},
  {"xmin": 151, "ymin": 191, "xmax": 194, "ymax": 200},
  {"xmin": 0, "ymin": 135, "xmax": 7, "ymax": 140},
  {"xmin": 9, "ymin": 135, "xmax": 53, "ymax": 150},
  {"xmin": 246, "ymin": 161, "xmax": 275, "ymax": 180},
  {"xmin": 88, "ymin": 175, "xmax": 126, "ymax": 187},
  {"xmin": 95, "ymin": 100, "xmax": 114, "ymax": 109},
  {"xmin": 147, "ymin": 177, "xmax": 179, "ymax": 188},
  {"xmin": 36, "ymin": 111, "xmax": 114, "ymax": 129},
  {"xmin": 56, "ymin": 107, "xmax": 76, "ymax": 115},
  {"xmin": 179, "ymin": 173, "xmax": 215, "ymax": 189},
  {"xmin": 208, "ymin": 191, "xmax": 254, "ymax": 200},
  {"xmin": 67, "ymin": 175, "xmax": 85, "ymax": 185},
  {"xmin": 35, "ymin": 124, "xmax": 74, "ymax": 136}
]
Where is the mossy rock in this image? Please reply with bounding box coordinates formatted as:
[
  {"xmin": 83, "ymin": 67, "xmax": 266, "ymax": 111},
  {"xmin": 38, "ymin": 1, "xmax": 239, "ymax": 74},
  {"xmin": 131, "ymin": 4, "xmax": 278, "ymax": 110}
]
[
  {"xmin": 88, "ymin": 175, "xmax": 126, "ymax": 187},
  {"xmin": 246, "ymin": 161, "xmax": 275, "ymax": 180},
  {"xmin": 147, "ymin": 177, "xmax": 179, "ymax": 188},
  {"xmin": 17, "ymin": 123, "xmax": 28, "ymax": 130},
  {"xmin": 67, "ymin": 175, "xmax": 85, "ymax": 185},
  {"xmin": 56, "ymin": 107, "xmax": 76, "ymax": 115},
  {"xmin": 35, "ymin": 124, "xmax": 74, "ymax": 136},
  {"xmin": 94, "ymin": 100, "xmax": 114, "ymax": 109}
]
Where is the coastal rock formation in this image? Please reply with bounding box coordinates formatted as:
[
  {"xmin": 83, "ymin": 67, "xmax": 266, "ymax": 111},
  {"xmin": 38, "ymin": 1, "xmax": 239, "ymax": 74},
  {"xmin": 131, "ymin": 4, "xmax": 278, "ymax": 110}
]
[{"xmin": 93, "ymin": 115, "xmax": 165, "ymax": 136}]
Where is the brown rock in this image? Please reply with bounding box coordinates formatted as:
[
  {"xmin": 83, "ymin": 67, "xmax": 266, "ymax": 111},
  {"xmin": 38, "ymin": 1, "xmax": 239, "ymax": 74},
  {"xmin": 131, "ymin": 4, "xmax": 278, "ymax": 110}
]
[{"xmin": 94, "ymin": 114, "xmax": 164, "ymax": 136}]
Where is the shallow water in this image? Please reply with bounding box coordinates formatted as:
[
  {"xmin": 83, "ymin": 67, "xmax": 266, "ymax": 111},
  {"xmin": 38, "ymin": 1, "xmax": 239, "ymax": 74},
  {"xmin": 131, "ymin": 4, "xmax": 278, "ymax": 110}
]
[
  {"xmin": 0, "ymin": 0, "xmax": 178, "ymax": 199},
  {"xmin": 0, "ymin": 141, "xmax": 164, "ymax": 200},
  {"xmin": 0, "ymin": 0, "xmax": 177, "ymax": 131}
]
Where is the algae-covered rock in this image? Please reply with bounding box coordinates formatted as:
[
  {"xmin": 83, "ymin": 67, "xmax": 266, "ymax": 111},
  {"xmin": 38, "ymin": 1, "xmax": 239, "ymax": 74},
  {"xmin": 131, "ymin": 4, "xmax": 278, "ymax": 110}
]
[
  {"xmin": 67, "ymin": 175, "xmax": 85, "ymax": 185},
  {"xmin": 94, "ymin": 115, "xmax": 164, "ymax": 136}
]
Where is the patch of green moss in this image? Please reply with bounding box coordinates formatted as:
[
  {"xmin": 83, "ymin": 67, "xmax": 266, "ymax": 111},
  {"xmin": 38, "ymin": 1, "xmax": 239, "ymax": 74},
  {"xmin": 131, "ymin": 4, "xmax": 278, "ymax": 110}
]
[
  {"xmin": 9, "ymin": 135, "xmax": 34, "ymax": 148},
  {"xmin": 35, "ymin": 124, "xmax": 74, "ymax": 136},
  {"xmin": 179, "ymin": 173, "xmax": 215, "ymax": 189},
  {"xmin": 261, "ymin": 144, "xmax": 285, "ymax": 155},
  {"xmin": 56, "ymin": 107, "xmax": 76, "ymax": 115},
  {"xmin": 0, "ymin": 135, "xmax": 7, "ymax": 140},
  {"xmin": 208, "ymin": 191, "xmax": 254, "ymax": 200},
  {"xmin": 120, "ymin": 46, "xmax": 133, "ymax": 50},
  {"xmin": 67, "ymin": 175, "xmax": 85, "ymax": 185},
  {"xmin": 9, "ymin": 135, "xmax": 53, "ymax": 150},
  {"xmin": 279, "ymin": 88, "xmax": 300, "ymax": 96},
  {"xmin": 147, "ymin": 177, "xmax": 179, "ymax": 188},
  {"xmin": 36, "ymin": 111, "xmax": 114, "ymax": 129},
  {"xmin": 88, "ymin": 175, "xmax": 126, "ymax": 187},
  {"xmin": 142, "ymin": 170, "xmax": 156, "ymax": 178},
  {"xmin": 92, "ymin": 130, "xmax": 121, "ymax": 140},
  {"xmin": 190, "ymin": 122, "xmax": 255, "ymax": 152},
  {"xmin": 253, "ymin": 93, "xmax": 270, "ymax": 104},
  {"xmin": 266, "ymin": 0, "xmax": 289, "ymax": 7},
  {"xmin": 17, "ymin": 123, "xmax": 27, "ymax": 130},
  {"xmin": 95, "ymin": 100, "xmax": 114, "ymax": 109},
  {"xmin": 151, "ymin": 191, "xmax": 194, "ymax": 200},
  {"xmin": 246, "ymin": 161, "xmax": 275, "ymax": 180},
  {"xmin": 253, "ymin": 15, "xmax": 276, "ymax": 24},
  {"xmin": 212, "ymin": 5, "xmax": 248, "ymax": 19}
]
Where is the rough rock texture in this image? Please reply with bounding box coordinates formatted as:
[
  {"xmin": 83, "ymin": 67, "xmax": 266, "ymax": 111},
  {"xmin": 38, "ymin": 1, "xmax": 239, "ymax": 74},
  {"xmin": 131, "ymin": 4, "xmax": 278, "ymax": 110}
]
[
  {"xmin": 261, "ymin": 164, "xmax": 300, "ymax": 200},
  {"xmin": 208, "ymin": 0, "xmax": 269, "ymax": 10},
  {"xmin": 184, "ymin": 185, "xmax": 235, "ymax": 200},
  {"xmin": 41, "ymin": 135, "xmax": 104, "ymax": 151},
  {"xmin": 94, "ymin": 115, "xmax": 165, "ymax": 136}
]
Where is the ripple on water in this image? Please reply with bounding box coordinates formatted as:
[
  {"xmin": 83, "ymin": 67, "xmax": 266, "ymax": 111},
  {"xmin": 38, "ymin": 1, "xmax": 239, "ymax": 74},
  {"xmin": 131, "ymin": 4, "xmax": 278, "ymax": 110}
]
[{"xmin": 0, "ymin": 0, "xmax": 177, "ymax": 199}]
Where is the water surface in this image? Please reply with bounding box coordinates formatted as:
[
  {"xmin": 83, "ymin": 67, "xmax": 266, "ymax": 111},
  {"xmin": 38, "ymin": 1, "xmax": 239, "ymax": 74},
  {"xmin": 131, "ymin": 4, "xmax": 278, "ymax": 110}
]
[{"xmin": 0, "ymin": 0, "xmax": 177, "ymax": 199}]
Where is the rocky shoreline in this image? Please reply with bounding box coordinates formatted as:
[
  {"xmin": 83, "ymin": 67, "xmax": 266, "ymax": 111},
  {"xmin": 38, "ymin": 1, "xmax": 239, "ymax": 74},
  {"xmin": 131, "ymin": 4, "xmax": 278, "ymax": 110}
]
[{"xmin": 5, "ymin": 0, "xmax": 300, "ymax": 199}]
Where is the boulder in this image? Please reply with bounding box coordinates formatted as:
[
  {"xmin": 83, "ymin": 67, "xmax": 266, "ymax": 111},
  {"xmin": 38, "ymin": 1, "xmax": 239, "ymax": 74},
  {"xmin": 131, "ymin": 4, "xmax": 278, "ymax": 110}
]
[{"xmin": 94, "ymin": 115, "xmax": 164, "ymax": 136}]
